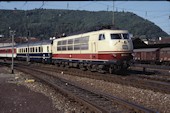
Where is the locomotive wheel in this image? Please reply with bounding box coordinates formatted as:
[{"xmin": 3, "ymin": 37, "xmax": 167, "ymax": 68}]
[
  {"xmin": 65, "ymin": 62, "xmax": 70, "ymax": 68},
  {"xmin": 98, "ymin": 65, "xmax": 106, "ymax": 74},
  {"xmin": 109, "ymin": 65, "xmax": 114, "ymax": 74},
  {"xmin": 79, "ymin": 63, "xmax": 86, "ymax": 71},
  {"xmin": 54, "ymin": 61, "xmax": 60, "ymax": 67},
  {"xmin": 91, "ymin": 65, "xmax": 97, "ymax": 72},
  {"xmin": 87, "ymin": 64, "xmax": 91, "ymax": 71},
  {"xmin": 60, "ymin": 62, "xmax": 65, "ymax": 67}
]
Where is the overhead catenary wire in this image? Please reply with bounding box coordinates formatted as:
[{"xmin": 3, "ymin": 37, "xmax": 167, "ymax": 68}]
[{"xmin": 39, "ymin": 1, "xmax": 45, "ymax": 9}]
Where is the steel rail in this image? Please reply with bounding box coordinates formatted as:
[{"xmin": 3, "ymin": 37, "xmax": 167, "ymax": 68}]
[
  {"xmin": 15, "ymin": 64, "xmax": 157, "ymax": 113},
  {"xmin": 28, "ymin": 63, "xmax": 170, "ymax": 94}
]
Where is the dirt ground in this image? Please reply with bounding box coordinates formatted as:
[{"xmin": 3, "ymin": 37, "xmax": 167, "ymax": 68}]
[{"xmin": 0, "ymin": 67, "xmax": 61, "ymax": 113}]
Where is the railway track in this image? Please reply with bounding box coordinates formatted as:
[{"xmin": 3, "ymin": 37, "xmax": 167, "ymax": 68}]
[
  {"xmin": 1, "ymin": 61, "xmax": 170, "ymax": 94},
  {"xmin": 13, "ymin": 64, "xmax": 156, "ymax": 113},
  {"xmin": 132, "ymin": 64, "xmax": 170, "ymax": 76},
  {"xmin": 26, "ymin": 63, "xmax": 170, "ymax": 94},
  {"xmin": 129, "ymin": 64, "xmax": 170, "ymax": 82}
]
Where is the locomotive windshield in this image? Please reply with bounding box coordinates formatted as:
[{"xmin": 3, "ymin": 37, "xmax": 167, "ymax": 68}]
[
  {"xmin": 122, "ymin": 34, "xmax": 129, "ymax": 39},
  {"xmin": 110, "ymin": 33, "xmax": 129, "ymax": 39}
]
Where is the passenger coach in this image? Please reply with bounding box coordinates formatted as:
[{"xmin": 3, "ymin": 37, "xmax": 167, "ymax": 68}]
[
  {"xmin": 16, "ymin": 40, "xmax": 52, "ymax": 63},
  {"xmin": 0, "ymin": 45, "xmax": 17, "ymax": 59}
]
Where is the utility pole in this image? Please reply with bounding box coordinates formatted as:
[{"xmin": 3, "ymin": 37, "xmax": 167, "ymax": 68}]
[
  {"xmin": 27, "ymin": 30, "xmax": 30, "ymax": 64},
  {"xmin": 9, "ymin": 27, "xmax": 15, "ymax": 74},
  {"xmin": 25, "ymin": 10, "xmax": 30, "ymax": 64},
  {"xmin": 145, "ymin": 11, "xmax": 147, "ymax": 20},
  {"xmin": 107, "ymin": 5, "xmax": 109, "ymax": 11},
  {"xmin": 112, "ymin": 1, "xmax": 114, "ymax": 26},
  {"xmin": 67, "ymin": 2, "xmax": 69, "ymax": 9}
]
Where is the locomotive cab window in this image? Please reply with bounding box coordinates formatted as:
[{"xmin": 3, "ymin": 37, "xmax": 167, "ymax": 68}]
[
  {"xmin": 111, "ymin": 34, "xmax": 121, "ymax": 39},
  {"xmin": 99, "ymin": 34, "xmax": 105, "ymax": 40},
  {"xmin": 122, "ymin": 34, "xmax": 129, "ymax": 39}
]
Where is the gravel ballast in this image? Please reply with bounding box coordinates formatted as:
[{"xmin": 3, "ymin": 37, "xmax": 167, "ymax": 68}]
[{"xmin": 2, "ymin": 65, "xmax": 170, "ymax": 113}]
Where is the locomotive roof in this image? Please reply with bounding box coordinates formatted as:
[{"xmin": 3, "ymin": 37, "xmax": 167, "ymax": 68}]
[
  {"xmin": 69, "ymin": 29, "xmax": 129, "ymax": 36},
  {"xmin": 16, "ymin": 40, "xmax": 52, "ymax": 47},
  {"xmin": 55, "ymin": 29, "xmax": 129, "ymax": 41},
  {"xmin": 133, "ymin": 48, "xmax": 159, "ymax": 52}
]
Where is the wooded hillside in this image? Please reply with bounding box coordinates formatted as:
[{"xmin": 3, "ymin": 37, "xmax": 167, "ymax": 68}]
[{"xmin": 0, "ymin": 9, "xmax": 168, "ymax": 39}]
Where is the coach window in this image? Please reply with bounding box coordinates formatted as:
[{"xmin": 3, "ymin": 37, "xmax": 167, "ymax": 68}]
[
  {"xmin": 32, "ymin": 48, "xmax": 34, "ymax": 52},
  {"xmin": 36, "ymin": 47, "xmax": 38, "ymax": 52},
  {"xmin": 41, "ymin": 47, "xmax": 43, "ymax": 52},
  {"xmin": 26, "ymin": 48, "xmax": 28, "ymax": 53},
  {"xmin": 38, "ymin": 47, "xmax": 41, "ymax": 52},
  {"xmin": 99, "ymin": 34, "xmax": 105, "ymax": 40},
  {"xmin": 111, "ymin": 34, "xmax": 121, "ymax": 39},
  {"xmin": 47, "ymin": 46, "xmax": 49, "ymax": 52}
]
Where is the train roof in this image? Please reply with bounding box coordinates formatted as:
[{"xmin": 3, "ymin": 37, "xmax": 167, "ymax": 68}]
[
  {"xmin": 133, "ymin": 48, "xmax": 159, "ymax": 52},
  {"xmin": 160, "ymin": 47, "xmax": 170, "ymax": 51},
  {"xmin": 0, "ymin": 45, "xmax": 17, "ymax": 49},
  {"xmin": 16, "ymin": 40, "xmax": 52, "ymax": 47}
]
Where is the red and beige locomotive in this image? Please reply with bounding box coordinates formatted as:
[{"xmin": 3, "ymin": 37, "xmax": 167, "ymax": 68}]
[
  {"xmin": 0, "ymin": 29, "xmax": 134, "ymax": 73},
  {"xmin": 52, "ymin": 29, "xmax": 133, "ymax": 73}
]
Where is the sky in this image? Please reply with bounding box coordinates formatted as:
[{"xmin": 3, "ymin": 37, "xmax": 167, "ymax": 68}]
[{"xmin": 0, "ymin": 1, "xmax": 170, "ymax": 35}]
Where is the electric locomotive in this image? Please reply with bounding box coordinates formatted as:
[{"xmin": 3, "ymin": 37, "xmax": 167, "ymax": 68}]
[{"xmin": 52, "ymin": 29, "xmax": 133, "ymax": 73}]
